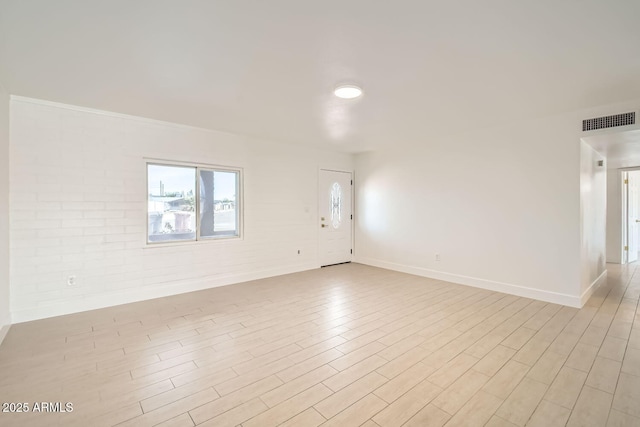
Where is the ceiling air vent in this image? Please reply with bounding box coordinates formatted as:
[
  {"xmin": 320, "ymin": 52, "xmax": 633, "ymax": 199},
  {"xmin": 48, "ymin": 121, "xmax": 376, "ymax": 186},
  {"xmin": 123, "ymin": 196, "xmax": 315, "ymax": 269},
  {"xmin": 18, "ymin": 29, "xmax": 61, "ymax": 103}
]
[{"xmin": 582, "ymin": 112, "xmax": 635, "ymax": 131}]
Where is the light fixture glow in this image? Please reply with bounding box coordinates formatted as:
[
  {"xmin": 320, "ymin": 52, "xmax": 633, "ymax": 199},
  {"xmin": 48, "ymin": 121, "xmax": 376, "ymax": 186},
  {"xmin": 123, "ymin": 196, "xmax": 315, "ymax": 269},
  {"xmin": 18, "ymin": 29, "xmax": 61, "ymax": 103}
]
[{"xmin": 334, "ymin": 85, "xmax": 363, "ymax": 99}]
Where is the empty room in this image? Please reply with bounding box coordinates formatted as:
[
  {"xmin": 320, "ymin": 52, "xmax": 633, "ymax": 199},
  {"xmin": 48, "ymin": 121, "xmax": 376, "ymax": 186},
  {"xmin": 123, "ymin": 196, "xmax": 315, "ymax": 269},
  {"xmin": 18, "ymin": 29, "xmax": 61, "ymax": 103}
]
[{"xmin": 1, "ymin": 1, "xmax": 640, "ymax": 426}]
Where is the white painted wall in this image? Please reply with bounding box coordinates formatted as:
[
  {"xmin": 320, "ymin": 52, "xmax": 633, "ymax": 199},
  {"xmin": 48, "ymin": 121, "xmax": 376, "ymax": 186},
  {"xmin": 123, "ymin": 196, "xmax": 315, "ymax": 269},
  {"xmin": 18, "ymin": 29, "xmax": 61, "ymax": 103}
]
[
  {"xmin": 0, "ymin": 84, "xmax": 10, "ymax": 344},
  {"xmin": 579, "ymin": 141, "xmax": 606, "ymax": 301},
  {"xmin": 606, "ymin": 169, "xmax": 623, "ymax": 264},
  {"xmin": 9, "ymin": 97, "xmax": 352, "ymax": 322},
  {"xmin": 355, "ymin": 113, "xmax": 583, "ymax": 306}
]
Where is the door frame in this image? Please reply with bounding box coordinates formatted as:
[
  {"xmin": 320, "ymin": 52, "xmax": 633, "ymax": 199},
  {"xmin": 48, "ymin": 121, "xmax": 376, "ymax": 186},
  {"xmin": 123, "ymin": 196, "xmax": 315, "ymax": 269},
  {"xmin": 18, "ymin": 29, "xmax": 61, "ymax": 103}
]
[
  {"xmin": 622, "ymin": 167, "xmax": 640, "ymax": 263},
  {"xmin": 318, "ymin": 168, "xmax": 355, "ymax": 267}
]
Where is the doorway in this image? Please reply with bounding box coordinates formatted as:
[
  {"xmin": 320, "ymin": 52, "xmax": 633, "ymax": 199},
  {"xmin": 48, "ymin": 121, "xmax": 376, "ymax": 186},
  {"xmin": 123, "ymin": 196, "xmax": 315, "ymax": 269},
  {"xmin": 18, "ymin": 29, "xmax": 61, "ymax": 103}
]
[
  {"xmin": 583, "ymin": 126, "xmax": 640, "ymax": 265},
  {"xmin": 623, "ymin": 169, "xmax": 640, "ymax": 263},
  {"xmin": 319, "ymin": 169, "xmax": 353, "ymax": 266}
]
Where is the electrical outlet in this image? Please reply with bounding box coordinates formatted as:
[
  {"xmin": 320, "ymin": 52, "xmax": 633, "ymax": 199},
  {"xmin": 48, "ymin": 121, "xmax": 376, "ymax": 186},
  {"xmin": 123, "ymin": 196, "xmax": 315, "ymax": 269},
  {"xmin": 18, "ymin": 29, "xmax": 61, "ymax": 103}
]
[
  {"xmin": 435, "ymin": 254, "xmax": 440, "ymax": 262},
  {"xmin": 67, "ymin": 275, "xmax": 77, "ymax": 286}
]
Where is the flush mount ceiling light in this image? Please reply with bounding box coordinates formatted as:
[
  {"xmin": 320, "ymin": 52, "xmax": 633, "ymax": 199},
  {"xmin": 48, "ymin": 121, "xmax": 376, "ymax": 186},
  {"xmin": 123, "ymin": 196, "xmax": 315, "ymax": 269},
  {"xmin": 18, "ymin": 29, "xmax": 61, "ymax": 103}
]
[{"xmin": 334, "ymin": 84, "xmax": 363, "ymax": 99}]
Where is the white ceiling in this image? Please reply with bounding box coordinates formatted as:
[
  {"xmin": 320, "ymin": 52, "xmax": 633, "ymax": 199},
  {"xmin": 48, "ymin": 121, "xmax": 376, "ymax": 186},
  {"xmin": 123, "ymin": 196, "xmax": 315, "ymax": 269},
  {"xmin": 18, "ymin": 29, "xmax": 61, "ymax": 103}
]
[{"xmin": 1, "ymin": 1, "xmax": 640, "ymax": 153}]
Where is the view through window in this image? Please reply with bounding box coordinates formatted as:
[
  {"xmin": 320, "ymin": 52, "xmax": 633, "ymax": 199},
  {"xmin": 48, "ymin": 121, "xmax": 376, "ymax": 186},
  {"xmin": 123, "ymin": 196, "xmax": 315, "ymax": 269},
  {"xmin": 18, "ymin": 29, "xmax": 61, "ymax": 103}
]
[{"xmin": 147, "ymin": 163, "xmax": 240, "ymax": 243}]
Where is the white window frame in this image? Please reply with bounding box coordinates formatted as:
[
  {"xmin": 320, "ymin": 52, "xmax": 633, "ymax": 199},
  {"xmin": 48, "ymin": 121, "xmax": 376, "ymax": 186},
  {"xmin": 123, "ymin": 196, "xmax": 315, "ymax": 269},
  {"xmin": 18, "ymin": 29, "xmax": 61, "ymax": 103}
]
[{"xmin": 146, "ymin": 160, "xmax": 243, "ymax": 245}]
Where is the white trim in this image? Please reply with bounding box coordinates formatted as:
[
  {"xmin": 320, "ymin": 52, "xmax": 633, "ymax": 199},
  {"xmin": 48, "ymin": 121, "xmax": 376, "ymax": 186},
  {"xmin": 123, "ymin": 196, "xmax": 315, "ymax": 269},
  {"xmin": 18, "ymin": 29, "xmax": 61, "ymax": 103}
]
[
  {"xmin": 11, "ymin": 263, "xmax": 318, "ymax": 323},
  {"xmin": 0, "ymin": 324, "xmax": 10, "ymax": 347},
  {"xmin": 580, "ymin": 269, "xmax": 607, "ymax": 307},
  {"xmin": 354, "ymin": 257, "xmax": 583, "ymax": 308},
  {"xmin": 624, "ymin": 171, "xmax": 629, "ymax": 264},
  {"xmin": 11, "ymin": 95, "xmax": 222, "ymax": 135}
]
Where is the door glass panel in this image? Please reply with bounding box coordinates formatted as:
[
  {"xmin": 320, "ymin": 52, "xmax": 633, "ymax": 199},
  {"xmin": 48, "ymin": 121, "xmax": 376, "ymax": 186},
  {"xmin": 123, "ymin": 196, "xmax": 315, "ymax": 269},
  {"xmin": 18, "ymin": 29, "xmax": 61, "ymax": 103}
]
[{"xmin": 330, "ymin": 182, "xmax": 342, "ymax": 229}]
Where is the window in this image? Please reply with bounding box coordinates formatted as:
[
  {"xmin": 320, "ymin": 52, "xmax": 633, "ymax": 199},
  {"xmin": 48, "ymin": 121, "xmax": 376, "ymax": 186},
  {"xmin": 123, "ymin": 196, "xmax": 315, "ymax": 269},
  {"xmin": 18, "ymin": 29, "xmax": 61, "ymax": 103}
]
[
  {"xmin": 330, "ymin": 182, "xmax": 342, "ymax": 229},
  {"xmin": 147, "ymin": 162, "xmax": 241, "ymax": 243}
]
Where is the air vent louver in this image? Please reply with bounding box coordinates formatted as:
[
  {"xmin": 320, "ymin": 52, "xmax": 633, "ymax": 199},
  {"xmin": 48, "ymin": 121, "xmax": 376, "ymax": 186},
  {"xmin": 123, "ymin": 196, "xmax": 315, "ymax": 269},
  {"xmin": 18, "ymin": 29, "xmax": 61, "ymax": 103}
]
[{"xmin": 582, "ymin": 112, "xmax": 635, "ymax": 131}]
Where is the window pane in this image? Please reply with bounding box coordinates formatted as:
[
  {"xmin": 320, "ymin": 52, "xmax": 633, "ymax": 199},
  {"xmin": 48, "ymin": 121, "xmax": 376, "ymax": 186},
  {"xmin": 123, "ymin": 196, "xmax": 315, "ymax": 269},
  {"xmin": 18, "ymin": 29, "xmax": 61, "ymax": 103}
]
[
  {"xmin": 199, "ymin": 169, "xmax": 239, "ymax": 238},
  {"xmin": 147, "ymin": 164, "xmax": 196, "ymax": 242}
]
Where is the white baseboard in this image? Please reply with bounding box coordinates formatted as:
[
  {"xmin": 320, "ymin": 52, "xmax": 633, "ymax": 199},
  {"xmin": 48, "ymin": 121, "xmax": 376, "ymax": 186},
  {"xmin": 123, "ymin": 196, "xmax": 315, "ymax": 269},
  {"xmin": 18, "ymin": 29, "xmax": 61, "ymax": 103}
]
[
  {"xmin": 354, "ymin": 257, "xmax": 582, "ymax": 308},
  {"xmin": 11, "ymin": 263, "xmax": 319, "ymax": 323},
  {"xmin": 580, "ymin": 269, "xmax": 608, "ymax": 307}
]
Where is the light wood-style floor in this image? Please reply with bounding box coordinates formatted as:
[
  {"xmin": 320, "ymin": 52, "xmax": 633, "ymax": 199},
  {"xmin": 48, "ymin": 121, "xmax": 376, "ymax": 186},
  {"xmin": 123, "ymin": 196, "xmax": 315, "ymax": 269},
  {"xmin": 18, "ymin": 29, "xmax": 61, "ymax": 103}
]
[{"xmin": 1, "ymin": 263, "xmax": 639, "ymax": 427}]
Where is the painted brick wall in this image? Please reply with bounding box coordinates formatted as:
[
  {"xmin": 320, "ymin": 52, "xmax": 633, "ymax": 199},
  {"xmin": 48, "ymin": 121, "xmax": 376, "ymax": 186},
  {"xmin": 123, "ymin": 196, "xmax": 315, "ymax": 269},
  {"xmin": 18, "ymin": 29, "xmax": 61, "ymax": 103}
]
[{"xmin": 9, "ymin": 97, "xmax": 353, "ymax": 322}]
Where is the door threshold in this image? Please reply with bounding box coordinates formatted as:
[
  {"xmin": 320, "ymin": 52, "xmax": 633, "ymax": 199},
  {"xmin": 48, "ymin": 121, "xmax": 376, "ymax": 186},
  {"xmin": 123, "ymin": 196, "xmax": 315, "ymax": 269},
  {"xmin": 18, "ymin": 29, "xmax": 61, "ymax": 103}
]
[{"xmin": 321, "ymin": 261, "xmax": 352, "ymax": 268}]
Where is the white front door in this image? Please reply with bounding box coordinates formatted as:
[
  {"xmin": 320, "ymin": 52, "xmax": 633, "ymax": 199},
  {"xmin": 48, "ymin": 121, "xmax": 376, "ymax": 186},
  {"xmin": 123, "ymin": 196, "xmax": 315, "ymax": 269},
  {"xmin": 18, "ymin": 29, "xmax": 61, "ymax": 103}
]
[
  {"xmin": 319, "ymin": 169, "xmax": 352, "ymax": 266},
  {"xmin": 628, "ymin": 171, "xmax": 640, "ymax": 263}
]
